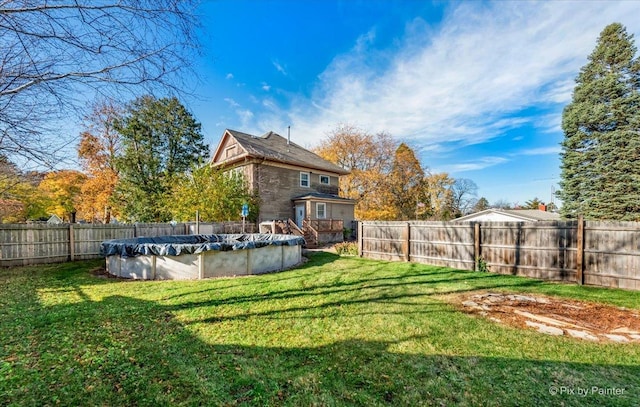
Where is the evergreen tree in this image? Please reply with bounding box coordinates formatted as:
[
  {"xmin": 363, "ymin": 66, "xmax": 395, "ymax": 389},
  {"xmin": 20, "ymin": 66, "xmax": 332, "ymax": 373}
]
[
  {"xmin": 558, "ymin": 23, "xmax": 640, "ymax": 220},
  {"xmin": 473, "ymin": 197, "xmax": 490, "ymax": 213},
  {"xmin": 523, "ymin": 197, "xmax": 544, "ymax": 210},
  {"xmin": 114, "ymin": 96, "xmax": 209, "ymax": 222}
]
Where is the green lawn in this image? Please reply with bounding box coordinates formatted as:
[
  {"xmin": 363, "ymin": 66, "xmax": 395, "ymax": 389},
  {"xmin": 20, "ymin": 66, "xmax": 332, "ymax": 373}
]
[{"xmin": 1, "ymin": 253, "xmax": 639, "ymax": 406}]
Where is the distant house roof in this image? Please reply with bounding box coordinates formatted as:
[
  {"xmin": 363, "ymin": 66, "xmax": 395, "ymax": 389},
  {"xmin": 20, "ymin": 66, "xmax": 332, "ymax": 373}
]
[
  {"xmin": 454, "ymin": 208, "xmax": 561, "ymax": 222},
  {"xmin": 47, "ymin": 214, "xmax": 64, "ymax": 224},
  {"xmin": 212, "ymin": 129, "xmax": 349, "ymax": 175}
]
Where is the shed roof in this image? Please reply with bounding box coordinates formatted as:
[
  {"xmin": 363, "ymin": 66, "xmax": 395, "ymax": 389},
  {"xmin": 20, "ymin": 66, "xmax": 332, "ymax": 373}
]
[
  {"xmin": 454, "ymin": 208, "xmax": 561, "ymax": 222},
  {"xmin": 292, "ymin": 192, "xmax": 356, "ymax": 203}
]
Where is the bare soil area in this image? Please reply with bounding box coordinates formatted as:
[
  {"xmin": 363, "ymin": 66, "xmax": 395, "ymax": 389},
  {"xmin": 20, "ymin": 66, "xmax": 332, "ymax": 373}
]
[{"xmin": 447, "ymin": 291, "xmax": 640, "ymax": 343}]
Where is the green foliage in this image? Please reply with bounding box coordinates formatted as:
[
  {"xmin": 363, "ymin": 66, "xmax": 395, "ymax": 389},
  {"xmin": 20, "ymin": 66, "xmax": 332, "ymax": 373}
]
[
  {"xmin": 559, "ymin": 23, "xmax": 640, "ymax": 220},
  {"xmin": 170, "ymin": 165, "xmax": 259, "ymax": 222},
  {"xmin": 114, "ymin": 95, "xmax": 209, "ymax": 222},
  {"xmin": 473, "ymin": 197, "xmax": 490, "ymax": 212},
  {"xmin": 523, "ymin": 197, "xmax": 544, "ymax": 210},
  {"xmin": 475, "ymin": 256, "xmax": 489, "ymax": 273},
  {"xmin": 0, "ymin": 156, "xmax": 48, "ymax": 222},
  {"xmin": 333, "ymin": 241, "xmax": 358, "ymax": 256}
]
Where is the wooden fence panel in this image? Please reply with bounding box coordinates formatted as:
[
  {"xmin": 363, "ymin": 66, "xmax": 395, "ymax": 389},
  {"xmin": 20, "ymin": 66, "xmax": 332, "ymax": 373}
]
[
  {"xmin": 480, "ymin": 221, "xmax": 577, "ymax": 281},
  {"xmin": 359, "ymin": 220, "xmax": 640, "ymax": 291},
  {"xmin": 410, "ymin": 223, "xmax": 475, "ymax": 270},
  {"xmin": 0, "ymin": 221, "xmax": 257, "ymax": 267},
  {"xmin": 0, "ymin": 224, "xmax": 70, "ymax": 267},
  {"xmin": 134, "ymin": 223, "xmax": 186, "ymax": 237},
  {"xmin": 73, "ymin": 225, "xmax": 135, "ymax": 260},
  {"xmin": 583, "ymin": 221, "xmax": 640, "ymax": 290},
  {"xmin": 360, "ymin": 222, "xmax": 405, "ymax": 261}
]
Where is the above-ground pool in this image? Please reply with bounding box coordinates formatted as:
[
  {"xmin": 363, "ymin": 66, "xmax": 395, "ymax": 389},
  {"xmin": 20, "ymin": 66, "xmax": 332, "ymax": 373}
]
[{"xmin": 101, "ymin": 234, "xmax": 305, "ymax": 280}]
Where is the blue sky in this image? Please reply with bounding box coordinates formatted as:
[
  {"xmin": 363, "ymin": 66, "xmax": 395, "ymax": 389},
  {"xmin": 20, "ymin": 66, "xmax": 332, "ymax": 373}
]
[{"xmin": 187, "ymin": 0, "xmax": 640, "ymax": 207}]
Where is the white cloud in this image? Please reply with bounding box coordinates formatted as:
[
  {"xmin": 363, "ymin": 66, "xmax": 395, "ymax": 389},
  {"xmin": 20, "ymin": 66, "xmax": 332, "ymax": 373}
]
[
  {"xmin": 225, "ymin": 73, "xmax": 234, "ymax": 80},
  {"xmin": 224, "ymin": 98, "xmax": 240, "ymax": 108},
  {"xmin": 237, "ymin": 109, "xmax": 254, "ymax": 128},
  {"xmin": 261, "ymin": 82, "xmax": 271, "ymax": 91},
  {"xmin": 514, "ymin": 146, "xmax": 562, "ymax": 156},
  {"xmin": 258, "ymin": 1, "xmax": 640, "ymax": 149},
  {"xmin": 445, "ymin": 156, "xmax": 509, "ymax": 173},
  {"xmin": 272, "ymin": 60, "xmax": 288, "ymax": 76}
]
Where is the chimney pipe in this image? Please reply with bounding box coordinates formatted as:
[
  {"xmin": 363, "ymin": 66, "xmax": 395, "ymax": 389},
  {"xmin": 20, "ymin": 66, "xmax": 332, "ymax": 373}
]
[
  {"xmin": 287, "ymin": 125, "xmax": 291, "ymax": 145},
  {"xmin": 539, "ymin": 203, "xmax": 547, "ymax": 212}
]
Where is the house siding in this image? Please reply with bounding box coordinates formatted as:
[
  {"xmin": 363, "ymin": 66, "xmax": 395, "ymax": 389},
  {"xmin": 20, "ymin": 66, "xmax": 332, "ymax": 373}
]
[
  {"xmin": 211, "ymin": 130, "xmax": 354, "ymax": 226},
  {"xmin": 309, "ymin": 201, "xmax": 355, "ymax": 225}
]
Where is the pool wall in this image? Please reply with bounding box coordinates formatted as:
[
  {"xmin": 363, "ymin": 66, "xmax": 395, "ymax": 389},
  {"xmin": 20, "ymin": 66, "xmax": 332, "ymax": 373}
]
[{"xmin": 103, "ymin": 234, "xmax": 304, "ymax": 280}]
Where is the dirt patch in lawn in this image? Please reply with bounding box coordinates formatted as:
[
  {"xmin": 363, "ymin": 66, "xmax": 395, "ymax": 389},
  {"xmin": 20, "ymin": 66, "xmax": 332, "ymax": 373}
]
[{"xmin": 446, "ymin": 291, "xmax": 640, "ymax": 343}]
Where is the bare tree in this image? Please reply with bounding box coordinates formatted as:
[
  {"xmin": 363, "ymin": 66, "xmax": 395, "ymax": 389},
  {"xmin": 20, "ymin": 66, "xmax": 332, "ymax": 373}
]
[
  {"xmin": 0, "ymin": 1, "xmax": 200, "ymax": 167},
  {"xmin": 449, "ymin": 178, "xmax": 478, "ymax": 217}
]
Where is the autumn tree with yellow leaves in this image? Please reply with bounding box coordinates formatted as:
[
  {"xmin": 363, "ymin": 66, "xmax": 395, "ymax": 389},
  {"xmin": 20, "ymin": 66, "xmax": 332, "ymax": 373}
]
[
  {"xmin": 315, "ymin": 125, "xmax": 458, "ymax": 221},
  {"xmin": 38, "ymin": 170, "xmax": 87, "ymax": 222},
  {"xmin": 77, "ymin": 101, "xmax": 122, "ymax": 223}
]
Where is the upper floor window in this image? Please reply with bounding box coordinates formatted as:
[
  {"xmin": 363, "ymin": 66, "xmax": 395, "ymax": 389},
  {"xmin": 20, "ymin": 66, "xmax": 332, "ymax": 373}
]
[
  {"xmin": 225, "ymin": 167, "xmax": 243, "ymax": 180},
  {"xmin": 319, "ymin": 175, "xmax": 330, "ymax": 185},
  {"xmin": 300, "ymin": 172, "xmax": 310, "ymax": 187}
]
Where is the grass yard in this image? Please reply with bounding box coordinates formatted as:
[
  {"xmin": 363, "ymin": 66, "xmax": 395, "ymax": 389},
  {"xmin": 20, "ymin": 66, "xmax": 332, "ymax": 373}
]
[{"xmin": 1, "ymin": 252, "xmax": 639, "ymax": 406}]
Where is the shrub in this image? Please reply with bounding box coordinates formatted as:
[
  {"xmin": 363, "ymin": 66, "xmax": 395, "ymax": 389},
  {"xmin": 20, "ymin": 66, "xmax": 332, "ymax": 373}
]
[
  {"xmin": 476, "ymin": 256, "xmax": 489, "ymax": 272},
  {"xmin": 334, "ymin": 242, "xmax": 358, "ymax": 256}
]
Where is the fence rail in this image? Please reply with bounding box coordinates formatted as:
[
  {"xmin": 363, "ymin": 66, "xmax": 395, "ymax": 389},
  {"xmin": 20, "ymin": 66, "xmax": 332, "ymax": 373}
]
[
  {"xmin": 358, "ymin": 218, "xmax": 640, "ymax": 291},
  {"xmin": 0, "ymin": 222, "xmax": 256, "ymax": 267}
]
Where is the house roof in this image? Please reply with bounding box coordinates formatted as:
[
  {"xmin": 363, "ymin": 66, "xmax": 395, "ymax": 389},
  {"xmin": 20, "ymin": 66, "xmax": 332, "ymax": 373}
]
[
  {"xmin": 213, "ymin": 129, "xmax": 349, "ymax": 175},
  {"xmin": 454, "ymin": 208, "xmax": 561, "ymax": 222},
  {"xmin": 292, "ymin": 192, "xmax": 356, "ymax": 203}
]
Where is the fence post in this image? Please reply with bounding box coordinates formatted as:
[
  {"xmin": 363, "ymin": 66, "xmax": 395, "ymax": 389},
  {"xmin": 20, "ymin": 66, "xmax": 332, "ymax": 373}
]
[
  {"xmin": 576, "ymin": 215, "xmax": 585, "ymax": 285},
  {"xmin": 474, "ymin": 222, "xmax": 481, "ymax": 270},
  {"xmin": 358, "ymin": 222, "xmax": 364, "ymax": 257},
  {"xmin": 69, "ymin": 224, "xmax": 75, "ymax": 262},
  {"xmin": 402, "ymin": 222, "xmax": 411, "ymax": 262}
]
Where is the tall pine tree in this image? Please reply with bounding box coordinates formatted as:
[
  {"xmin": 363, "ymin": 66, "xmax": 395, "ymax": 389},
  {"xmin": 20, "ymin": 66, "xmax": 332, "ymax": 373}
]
[{"xmin": 559, "ymin": 23, "xmax": 640, "ymax": 220}]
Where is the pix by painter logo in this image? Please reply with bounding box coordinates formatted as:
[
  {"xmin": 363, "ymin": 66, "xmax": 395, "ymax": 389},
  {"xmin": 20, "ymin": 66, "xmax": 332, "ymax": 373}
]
[{"xmin": 549, "ymin": 386, "xmax": 626, "ymax": 397}]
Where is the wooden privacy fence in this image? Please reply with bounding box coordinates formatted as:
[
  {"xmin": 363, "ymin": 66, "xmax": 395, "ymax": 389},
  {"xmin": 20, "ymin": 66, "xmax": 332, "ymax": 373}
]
[
  {"xmin": 358, "ymin": 218, "xmax": 640, "ymax": 291},
  {"xmin": 0, "ymin": 221, "xmax": 256, "ymax": 267}
]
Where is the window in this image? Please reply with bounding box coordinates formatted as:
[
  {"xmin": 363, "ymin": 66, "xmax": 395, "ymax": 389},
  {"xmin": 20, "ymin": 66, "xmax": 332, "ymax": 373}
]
[
  {"xmin": 225, "ymin": 167, "xmax": 243, "ymax": 179},
  {"xmin": 316, "ymin": 202, "xmax": 326, "ymax": 219},
  {"xmin": 225, "ymin": 145, "xmax": 237, "ymax": 158},
  {"xmin": 319, "ymin": 175, "xmax": 330, "ymax": 185},
  {"xmin": 300, "ymin": 172, "xmax": 310, "ymax": 187}
]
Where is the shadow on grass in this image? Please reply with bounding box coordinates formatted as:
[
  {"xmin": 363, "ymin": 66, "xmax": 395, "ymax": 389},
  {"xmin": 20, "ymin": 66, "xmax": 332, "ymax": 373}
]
[{"xmin": 1, "ymin": 259, "xmax": 639, "ymax": 406}]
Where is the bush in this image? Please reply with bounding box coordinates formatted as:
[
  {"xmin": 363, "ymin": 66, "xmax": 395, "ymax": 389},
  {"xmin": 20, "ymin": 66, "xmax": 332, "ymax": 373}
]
[
  {"xmin": 476, "ymin": 256, "xmax": 489, "ymax": 272},
  {"xmin": 334, "ymin": 242, "xmax": 358, "ymax": 256}
]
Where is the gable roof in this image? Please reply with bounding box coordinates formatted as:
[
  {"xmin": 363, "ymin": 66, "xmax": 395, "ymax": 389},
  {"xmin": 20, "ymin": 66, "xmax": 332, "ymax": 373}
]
[
  {"xmin": 454, "ymin": 208, "xmax": 561, "ymax": 222},
  {"xmin": 212, "ymin": 129, "xmax": 349, "ymax": 175}
]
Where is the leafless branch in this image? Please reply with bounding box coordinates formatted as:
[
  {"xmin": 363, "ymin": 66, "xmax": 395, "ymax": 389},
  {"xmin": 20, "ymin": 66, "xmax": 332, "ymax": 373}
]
[{"xmin": 0, "ymin": 0, "xmax": 200, "ymax": 168}]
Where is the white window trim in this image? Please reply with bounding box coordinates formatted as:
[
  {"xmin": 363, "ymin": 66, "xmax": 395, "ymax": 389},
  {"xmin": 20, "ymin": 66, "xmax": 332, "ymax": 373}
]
[
  {"xmin": 300, "ymin": 172, "xmax": 310, "ymax": 187},
  {"xmin": 225, "ymin": 145, "xmax": 237, "ymax": 158},
  {"xmin": 316, "ymin": 202, "xmax": 326, "ymax": 219},
  {"xmin": 319, "ymin": 174, "xmax": 330, "ymax": 185}
]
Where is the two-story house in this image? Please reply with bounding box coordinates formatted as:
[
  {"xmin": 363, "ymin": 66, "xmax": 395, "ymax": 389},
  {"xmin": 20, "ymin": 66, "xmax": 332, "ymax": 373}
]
[{"xmin": 211, "ymin": 129, "xmax": 356, "ymax": 245}]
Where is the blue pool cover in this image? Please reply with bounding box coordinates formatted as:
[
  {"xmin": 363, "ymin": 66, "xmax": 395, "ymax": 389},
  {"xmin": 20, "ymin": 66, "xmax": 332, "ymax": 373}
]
[{"xmin": 101, "ymin": 234, "xmax": 306, "ymax": 258}]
